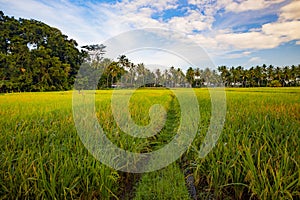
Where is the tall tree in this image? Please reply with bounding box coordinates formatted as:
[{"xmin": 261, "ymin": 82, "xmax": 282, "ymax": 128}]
[
  {"xmin": 81, "ymin": 44, "xmax": 106, "ymax": 62},
  {"xmin": 154, "ymin": 68, "xmax": 162, "ymax": 86},
  {"xmin": 194, "ymin": 68, "xmax": 201, "ymax": 87},
  {"xmin": 186, "ymin": 67, "xmax": 195, "ymax": 87},
  {"xmin": 0, "ymin": 11, "xmax": 85, "ymax": 92}
]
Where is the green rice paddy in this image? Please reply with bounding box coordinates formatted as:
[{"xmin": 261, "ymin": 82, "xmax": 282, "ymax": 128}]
[{"xmin": 0, "ymin": 88, "xmax": 299, "ymax": 199}]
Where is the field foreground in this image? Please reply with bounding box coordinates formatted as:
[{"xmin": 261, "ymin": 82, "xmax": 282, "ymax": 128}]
[{"xmin": 0, "ymin": 88, "xmax": 299, "ymax": 199}]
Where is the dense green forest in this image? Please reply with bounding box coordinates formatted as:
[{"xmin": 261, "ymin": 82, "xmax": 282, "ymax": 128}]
[
  {"xmin": 1, "ymin": 11, "xmax": 300, "ymax": 92},
  {"xmin": 0, "ymin": 11, "xmax": 86, "ymax": 92}
]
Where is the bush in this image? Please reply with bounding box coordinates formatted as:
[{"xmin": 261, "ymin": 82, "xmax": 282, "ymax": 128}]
[{"xmin": 268, "ymin": 80, "xmax": 282, "ymax": 87}]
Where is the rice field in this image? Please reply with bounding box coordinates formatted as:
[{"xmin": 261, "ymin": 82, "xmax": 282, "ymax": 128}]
[{"xmin": 0, "ymin": 88, "xmax": 299, "ymax": 199}]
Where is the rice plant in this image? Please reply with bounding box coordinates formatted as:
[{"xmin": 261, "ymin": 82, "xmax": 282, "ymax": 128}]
[{"xmin": 0, "ymin": 88, "xmax": 299, "ymax": 199}]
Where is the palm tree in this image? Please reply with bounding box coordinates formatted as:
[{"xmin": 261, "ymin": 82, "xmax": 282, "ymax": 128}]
[
  {"xmin": 163, "ymin": 69, "xmax": 170, "ymax": 87},
  {"xmin": 129, "ymin": 63, "xmax": 136, "ymax": 86},
  {"xmin": 246, "ymin": 67, "xmax": 256, "ymax": 87},
  {"xmin": 118, "ymin": 55, "xmax": 129, "ymax": 68},
  {"xmin": 290, "ymin": 65, "xmax": 297, "ymax": 86},
  {"xmin": 186, "ymin": 67, "xmax": 195, "ymax": 87},
  {"xmin": 261, "ymin": 64, "xmax": 267, "ymax": 86},
  {"xmin": 218, "ymin": 66, "xmax": 231, "ymax": 86},
  {"xmin": 240, "ymin": 67, "xmax": 247, "ymax": 87},
  {"xmin": 203, "ymin": 68, "xmax": 212, "ymax": 87},
  {"xmin": 81, "ymin": 44, "xmax": 106, "ymax": 62},
  {"xmin": 230, "ymin": 66, "xmax": 240, "ymax": 87},
  {"xmin": 176, "ymin": 68, "xmax": 185, "ymax": 87},
  {"xmin": 267, "ymin": 65, "xmax": 274, "ymax": 86},
  {"xmin": 236, "ymin": 66, "xmax": 243, "ymax": 86},
  {"xmin": 155, "ymin": 68, "xmax": 162, "ymax": 86},
  {"xmin": 194, "ymin": 68, "xmax": 201, "ymax": 87},
  {"xmin": 169, "ymin": 66, "xmax": 177, "ymax": 87},
  {"xmin": 275, "ymin": 67, "xmax": 283, "ymax": 84},
  {"xmin": 111, "ymin": 62, "xmax": 119, "ymax": 87},
  {"xmin": 282, "ymin": 66, "xmax": 290, "ymax": 86},
  {"xmin": 254, "ymin": 65, "xmax": 262, "ymax": 87},
  {"xmin": 145, "ymin": 70, "xmax": 155, "ymax": 87},
  {"xmin": 136, "ymin": 63, "xmax": 144, "ymax": 86}
]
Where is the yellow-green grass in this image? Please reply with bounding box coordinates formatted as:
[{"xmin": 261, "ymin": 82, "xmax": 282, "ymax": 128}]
[
  {"xmin": 0, "ymin": 88, "xmax": 299, "ymax": 199},
  {"xmin": 191, "ymin": 87, "xmax": 299, "ymax": 199},
  {"xmin": 0, "ymin": 91, "xmax": 119, "ymax": 199},
  {"xmin": 133, "ymin": 163, "xmax": 190, "ymax": 200}
]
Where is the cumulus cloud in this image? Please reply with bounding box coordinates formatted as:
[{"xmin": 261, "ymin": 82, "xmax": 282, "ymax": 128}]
[
  {"xmin": 167, "ymin": 10, "xmax": 209, "ymax": 32},
  {"xmin": 262, "ymin": 20, "xmax": 300, "ymax": 41},
  {"xmin": 188, "ymin": 0, "xmax": 286, "ymax": 13},
  {"xmin": 88, "ymin": 0, "xmax": 300, "ymax": 63},
  {"xmin": 1, "ymin": 0, "xmax": 299, "ymax": 64},
  {"xmin": 215, "ymin": 31, "xmax": 283, "ymax": 50},
  {"xmin": 279, "ymin": 0, "xmax": 300, "ymax": 21},
  {"xmin": 226, "ymin": 0, "xmax": 267, "ymax": 12},
  {"xmin": 252, "ymin": 1, "xmax": 300, "ymax": 48},
  {"xmin": 107, "ymin": 0, "xmax": 178, "ymax": 14},
  {"xmin": 0, "ymin": 0, "xmax": 104, "ymax": 44},
  {"xmin": 224, "ymin": 0, "xmax": 286, "ymax": 13}
]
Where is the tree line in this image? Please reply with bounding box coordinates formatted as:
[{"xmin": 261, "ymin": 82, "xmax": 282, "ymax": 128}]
[
  {"xmin": 1, "ymin": 11, "xmax": 300, "ymax": 92},
  {"xmin": 77, "ymin": 47, "xmax": 300, "ymax": 89},
  {"xmin": 217, "ymin": 65, "xmax": 300, "ymax": 87}
]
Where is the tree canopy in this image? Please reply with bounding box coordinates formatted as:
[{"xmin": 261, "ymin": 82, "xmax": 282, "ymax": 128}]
[
  {"xmin": 0, "ymin": 11, "xmax": 86, "ymax": 92},
  {"xmin": 217, "ymin": 65, "xmax": 300, "ymax": 87}
]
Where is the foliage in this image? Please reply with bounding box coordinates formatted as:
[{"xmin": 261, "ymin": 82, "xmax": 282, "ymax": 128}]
[
  {"xmin": 217, "ymin": 65, "xmax": 300, "ymax": 87},
  {"xmin": 134, "ymin": 163, "xmax": 190, "ymax": 200},
  {"xmin": 0, "ymin": 11, "xmax": 85, "ymax": 92}
]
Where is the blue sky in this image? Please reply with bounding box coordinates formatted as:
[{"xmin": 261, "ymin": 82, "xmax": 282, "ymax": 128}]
[{"xmin": 1, "ymin": 0, "xmax": 300, "ymax": 70}]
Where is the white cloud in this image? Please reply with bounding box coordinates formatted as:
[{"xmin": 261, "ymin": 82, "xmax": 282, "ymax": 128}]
[
  {"xmin": 248, "ymin": 56, "xmax": 264, "ymax": 64},
  {"xmin": 88, "ymin": 0, "xmax": 213, "ymax": 43},
  {"xmin": 167, "ymin": 12, "xmax": 209, "ymax": 33},
  {"xmin": 223, "ymin": 0, "xmax": 285, "ymax": 13},
  {"xmin": 257, "ymin": 1, "xmax": 300, "ymax": 45},
  {"xmin": 188, "ymin": 0, "xmax": 286, "ymax": 13},
  {"xmin": 188, "ymin": 0, "xmax": 300, "ymax": 53},
  {"xmin": 1, "ymin": 0, "xmax": 299, "ymax": 66},
  {"xmin": 187, "ymin": 34, "xmax": 220, "ymax": 52},
  {"xmin": 262, "ymin": 20, "xmax": 300, "ymax": 41},
  {"xmin": 0, "ymin": 0, "xmax": 104, "ymax": 45},
  {"xmin": 224, "ymin": 51, "xmax": 252, "ymax": 59},
  {"xmin": 243, "ymin": 51, "xmax": 252, "ymax": 56},
  {"xmin": 215, "ymin": 31, "xmax": 282, "ymax": 50},
  {"xmin": 88, "ymin": 0, "xmax": 181, "ymax": 38},
  {"xmin": 226, "ymin": 0, "xmax": 266, "ymax": 12},
  {"xmin": 279, "ymin": 0, "xmax": 300, "ymax": 21},
  {"xmin": 108, "ymin": 0, "xmax": 178, "ymax": 13}
]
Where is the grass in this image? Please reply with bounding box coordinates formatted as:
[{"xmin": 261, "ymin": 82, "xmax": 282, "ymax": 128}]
[
  {"xmin": 0, "ymin": 88, "xmax": 299, "ymax": 199},
  {"xmin": 190, "ymin": 87, "xmax": 300, "ymax": 199},
  {"xmin": 0, "ymin": 92, "xmax": 119, "ymax": 199},
  {"xmin": 133, "ymin": 163, "xmax": 190, "ymax": 200}
]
